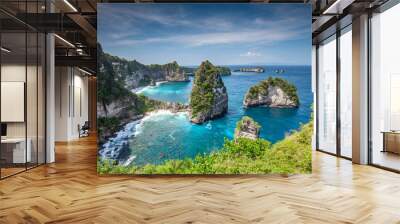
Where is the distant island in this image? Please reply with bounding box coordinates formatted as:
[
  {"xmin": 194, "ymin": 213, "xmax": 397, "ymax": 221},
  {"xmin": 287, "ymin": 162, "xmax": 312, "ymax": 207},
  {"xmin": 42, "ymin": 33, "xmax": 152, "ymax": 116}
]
[
  {"xmin": 234, "ymin": 67, "xmax": 265, "ymax": 73},
  {"xmin": 181, "ymin": 66, "xmax": 231, "ymax": 76},
  {"xmin": 274, "ymin": 69, "xmax": 285, "ymax": 74}
]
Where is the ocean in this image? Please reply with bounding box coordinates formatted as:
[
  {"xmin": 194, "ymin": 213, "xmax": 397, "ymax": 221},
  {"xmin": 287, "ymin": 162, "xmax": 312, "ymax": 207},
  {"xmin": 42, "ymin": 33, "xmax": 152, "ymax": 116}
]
[{"xmin": 104, "ymin": 65, "xmax": 312, "ymax": 166}]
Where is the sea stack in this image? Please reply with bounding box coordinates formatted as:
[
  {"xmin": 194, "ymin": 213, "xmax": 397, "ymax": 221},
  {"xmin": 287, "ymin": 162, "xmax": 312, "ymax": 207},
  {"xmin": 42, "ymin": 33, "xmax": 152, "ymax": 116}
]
[
  {"xmin": 234, "ymin": 116, "xmax": 260, "ymax": 140},
  {"xmin": 189, "ymin": 60, "xmax": 228, "ymax": 124},
  {"xmin": 165, "ymin": 61, "xmax": 190, "ymax": 82},
  {"xmin": 243, "ymin": 77, "xmax": 299, "ymax": 108}
]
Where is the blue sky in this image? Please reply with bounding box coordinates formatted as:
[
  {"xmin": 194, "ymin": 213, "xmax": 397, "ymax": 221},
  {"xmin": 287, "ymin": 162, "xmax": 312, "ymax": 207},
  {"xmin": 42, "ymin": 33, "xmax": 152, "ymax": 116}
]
[{"xmin": 98, "ymin": 4, "xmax": 311, "ymax": 66}]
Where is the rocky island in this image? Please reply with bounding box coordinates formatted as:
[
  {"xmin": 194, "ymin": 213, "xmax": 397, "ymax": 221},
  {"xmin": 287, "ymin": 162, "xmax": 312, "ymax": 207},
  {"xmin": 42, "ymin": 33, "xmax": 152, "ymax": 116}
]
[
  {"xmin": 234, "ymin": 67, "xmax": 265, "ymax": 73},
  {"xmin": 234, "ymin": 116, "xmax": 260, "ymax": 140},
  {"xmin": 189, "ymin": 60, "xmax": 228, "ymax": 124},
  {"xmin": 181, "ymin": 66, "xmax": 231, "ymax": 76},
  {"xmin": 243, "ymin": 77, "xmax": 299, "ymax": 108}
]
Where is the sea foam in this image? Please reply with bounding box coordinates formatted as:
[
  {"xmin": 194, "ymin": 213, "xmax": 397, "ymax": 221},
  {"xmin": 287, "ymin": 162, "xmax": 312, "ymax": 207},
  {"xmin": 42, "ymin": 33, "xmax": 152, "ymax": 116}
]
[{"xmin": 100, "ymin": 109, "xmax": 189, "ymax": 166}]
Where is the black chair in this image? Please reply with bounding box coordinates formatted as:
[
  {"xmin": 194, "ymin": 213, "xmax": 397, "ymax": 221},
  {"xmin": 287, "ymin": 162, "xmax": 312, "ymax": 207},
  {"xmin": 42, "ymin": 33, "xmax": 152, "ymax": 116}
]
[{"xmin": 78, "ymin": 121, "xmax": 90, "ymax": 138}]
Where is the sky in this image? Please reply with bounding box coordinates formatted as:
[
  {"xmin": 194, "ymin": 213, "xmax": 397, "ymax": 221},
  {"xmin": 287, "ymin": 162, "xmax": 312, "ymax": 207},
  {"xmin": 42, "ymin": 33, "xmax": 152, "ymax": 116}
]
[{"xmin": 98, "ymin": 4, "xmax": 311, "ymax": 66}]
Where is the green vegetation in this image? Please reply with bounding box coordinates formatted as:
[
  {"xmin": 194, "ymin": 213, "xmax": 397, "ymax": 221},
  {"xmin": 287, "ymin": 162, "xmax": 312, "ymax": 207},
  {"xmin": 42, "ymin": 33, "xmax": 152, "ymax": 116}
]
[
  {"xmin": 148, "ymin": 61, "xmax": 179, "ymax": 72},
  {"xmin": 97, "ymin": 117, "xmax": 122, "ymax": 141},
  {"xmin": 98, "ymin": 119, "xmax": 312, "ymax": 174},
  {"xmin": 189, "ymin": 60, "xmax": 226, "ymax": 117},
  {"xmin": 247, "ymin": 77, "xmax": 299, "ymax": 105},
  {"xmin": 215, "ymin": 66, "xmax": 231, "ymax": 76},
  {"xmin": 97, "ymin": 44, "xmax": 131, "ymax": 106},
  {"xmin": 180, "ymin": 66, "xmax": 231, "ymax": 76}
]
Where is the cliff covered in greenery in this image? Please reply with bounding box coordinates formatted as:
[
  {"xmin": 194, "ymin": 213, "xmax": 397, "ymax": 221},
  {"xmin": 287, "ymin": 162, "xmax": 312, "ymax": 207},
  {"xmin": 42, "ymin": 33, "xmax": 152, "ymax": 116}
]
[
  {"xmin": 215, "ymin": 66, "xmax": 231, "ymax": 76},
  {"xmin": 99, "ymin": 46, "xmax": 188, "ymax": 91},
  {"xmin": 189, "ymin": 60, "xmax": 228, "ymax": 124},
  {"xmin": 181, "ymin": 66, "xmax": 231, "ymax": 76},
  {"xmin": 244, "ymin": 77, "xmax": 299, "ymax": 108},
  {"xmin": 97, "ymin": 44, "xmax": 187, "ymax": 144}
]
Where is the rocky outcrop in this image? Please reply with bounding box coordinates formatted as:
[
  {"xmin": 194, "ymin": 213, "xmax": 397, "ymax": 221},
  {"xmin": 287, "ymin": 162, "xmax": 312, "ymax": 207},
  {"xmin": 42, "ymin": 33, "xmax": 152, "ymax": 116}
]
[
  {"xmin": 101, "ymin": 49, "xmax": 189, "ymax": 90},
  {"xmin": 234, "ymin": 116, "xmax": 260, "ymax": 140},
  {"xmin": 97, "ymin": 93, "xmax": 188, "ymax": 144},
  {"xmin": 189, "ymin": 61, "xmax": 228, "ymax": 124},
  {"xmin": 243, "ymin": 77, "xmax": 299, "ymax": 108},
  {"xmin": 234, "ymin": 67, "xmax": 265, "ymax": 73},
  {"xmin": 153, "ymin": 102, "xmax": 189, "ymax": 113}
]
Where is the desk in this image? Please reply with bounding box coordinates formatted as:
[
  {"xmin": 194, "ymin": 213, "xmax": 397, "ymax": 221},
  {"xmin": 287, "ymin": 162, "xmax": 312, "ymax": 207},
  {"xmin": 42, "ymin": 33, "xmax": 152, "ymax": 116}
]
[
  {"xmin": 1, "ymin": 138, "xmax": 31, "ymax": 163},
  {"xmin": 381, "ymin": 131, "xmax": 400, "ymax": 154}
]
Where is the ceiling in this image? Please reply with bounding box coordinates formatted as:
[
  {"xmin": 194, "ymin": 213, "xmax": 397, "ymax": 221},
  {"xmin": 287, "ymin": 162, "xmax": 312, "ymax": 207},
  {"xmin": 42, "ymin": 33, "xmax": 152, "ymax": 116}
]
[{"xmin": 0, "ymin": 0, "xmax": 392, "ymax": 75}]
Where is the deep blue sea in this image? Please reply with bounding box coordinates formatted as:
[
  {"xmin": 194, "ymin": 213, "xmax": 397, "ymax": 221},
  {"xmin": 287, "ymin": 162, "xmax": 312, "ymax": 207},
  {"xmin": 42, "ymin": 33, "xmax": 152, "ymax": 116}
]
[{"xmin": 116, "ymin": 65, "xmax": 312, "ymax": 165}]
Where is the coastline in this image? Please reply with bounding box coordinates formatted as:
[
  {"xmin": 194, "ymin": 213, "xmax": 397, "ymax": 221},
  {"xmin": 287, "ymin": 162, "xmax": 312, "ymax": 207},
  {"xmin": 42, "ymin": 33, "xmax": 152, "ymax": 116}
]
[
  {"xmin": 99, "ymin": 66, "xmax": 312, "ymax": 166},
  {"xmin": 100, "ymin": 108, "xmax": 189, "ymax": 166},
  {"xmin": 134, "ymin": 81, "xmax": 169, "ymax": 94}
]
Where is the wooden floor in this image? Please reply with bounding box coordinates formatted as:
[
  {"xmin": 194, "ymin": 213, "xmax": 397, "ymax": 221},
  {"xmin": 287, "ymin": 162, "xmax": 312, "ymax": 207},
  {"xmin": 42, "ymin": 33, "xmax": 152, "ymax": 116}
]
[{"xmin": 1, "ymin": 135, "xmax": 400, "ymax": 224}]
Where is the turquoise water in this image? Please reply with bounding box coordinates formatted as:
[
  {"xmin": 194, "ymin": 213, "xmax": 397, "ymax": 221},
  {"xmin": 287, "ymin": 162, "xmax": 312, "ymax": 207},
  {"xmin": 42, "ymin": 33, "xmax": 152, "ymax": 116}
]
[{"xmin": 128, "ymin": 65, "xmax": 312, "ymax": 165}]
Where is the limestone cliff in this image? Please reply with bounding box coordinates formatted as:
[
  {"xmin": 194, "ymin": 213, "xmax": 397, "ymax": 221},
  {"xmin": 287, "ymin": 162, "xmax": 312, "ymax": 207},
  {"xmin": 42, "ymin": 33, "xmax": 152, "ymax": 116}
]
[
  {"xmin": 97, "ymin": 44, "xmax": 188, "ymax": 143},
  {"xmin": 243, "ymin": 77, "xmax": 299, "ymax": 108},
  {"xmin": 100, "ymin": 48, "xmax": 189, "ymax": 90},
  {"xmin": 234, "ymin": 116, "xmax": 260, "ymax": 140},
  {"xmin": 189, "ymin": 61, "xmax": 228, "ymax": 124}
]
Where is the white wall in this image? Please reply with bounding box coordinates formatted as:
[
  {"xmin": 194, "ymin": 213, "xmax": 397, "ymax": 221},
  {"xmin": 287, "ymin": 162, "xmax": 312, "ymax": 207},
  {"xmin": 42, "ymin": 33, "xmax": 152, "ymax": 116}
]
[
  {"xmin": 55, "ymin": 67, "xmax": 89, "ymax": 141},
  {"xmin": 1, "ymin": 63, "xmax": 46, "ymax": 164},
  {"xmin": 370, "ymin": 3, "xmax": 400, "ymax": 160},
  {"xmin": 1, "ymin": 64, "xmax": 26, "ymax": 138}
]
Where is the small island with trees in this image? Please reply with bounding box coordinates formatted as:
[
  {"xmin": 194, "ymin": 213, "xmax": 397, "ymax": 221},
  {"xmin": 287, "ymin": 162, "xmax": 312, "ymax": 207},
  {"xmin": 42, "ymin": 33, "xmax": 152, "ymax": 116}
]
[
  {"xmin": 243, "ymin": 77, "xmax": 299, "ymax": 108},
  {"xmin": 234, "ymin": 67, "xmax": 265, "ymax": 73}
]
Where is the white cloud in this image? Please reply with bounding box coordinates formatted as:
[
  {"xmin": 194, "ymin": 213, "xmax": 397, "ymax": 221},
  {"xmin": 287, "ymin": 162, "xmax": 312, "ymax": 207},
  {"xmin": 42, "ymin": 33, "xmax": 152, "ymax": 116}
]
[
  {"xmin": 112, "ymin": 28, "xmax": 302, "ymax": 47},
  {"xmin": 240, "ymin": 51, "xmax": 262, "ymax": 57}
]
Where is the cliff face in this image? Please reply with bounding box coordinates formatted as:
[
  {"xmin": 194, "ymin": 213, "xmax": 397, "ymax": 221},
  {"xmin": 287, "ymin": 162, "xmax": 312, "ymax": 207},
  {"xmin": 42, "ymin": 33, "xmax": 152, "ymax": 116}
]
[
  {"xmin": 234, "ymin": 116, "xmax": 260, "ymax": 140},
  {"xmin": 97, "ymin": 44, "xmax": 188, "ymax": 143},
  {"xmin": 101, "ymin": 50, "xmax": 189, "ymax": 90},
  {"xmin": 243, "ymin": 77, "xmax": 299, "ymax": 108},
  {"xmin": 189, "ymin": 61, "xmax": 228, "ymax": 124}
]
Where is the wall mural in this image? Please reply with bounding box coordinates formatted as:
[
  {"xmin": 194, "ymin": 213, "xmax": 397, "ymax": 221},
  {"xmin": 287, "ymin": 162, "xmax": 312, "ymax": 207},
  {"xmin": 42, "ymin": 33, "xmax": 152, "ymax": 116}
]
[{"xmin": 97, "ymin": 3, "xmax": 313, "ymax": 174}]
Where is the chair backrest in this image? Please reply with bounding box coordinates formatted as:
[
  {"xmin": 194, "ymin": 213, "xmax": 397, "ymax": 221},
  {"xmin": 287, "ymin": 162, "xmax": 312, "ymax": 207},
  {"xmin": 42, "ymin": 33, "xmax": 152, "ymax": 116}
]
[{"xmin": 82, "ymin": 121, "xmax": 90, "ymax": 129}]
